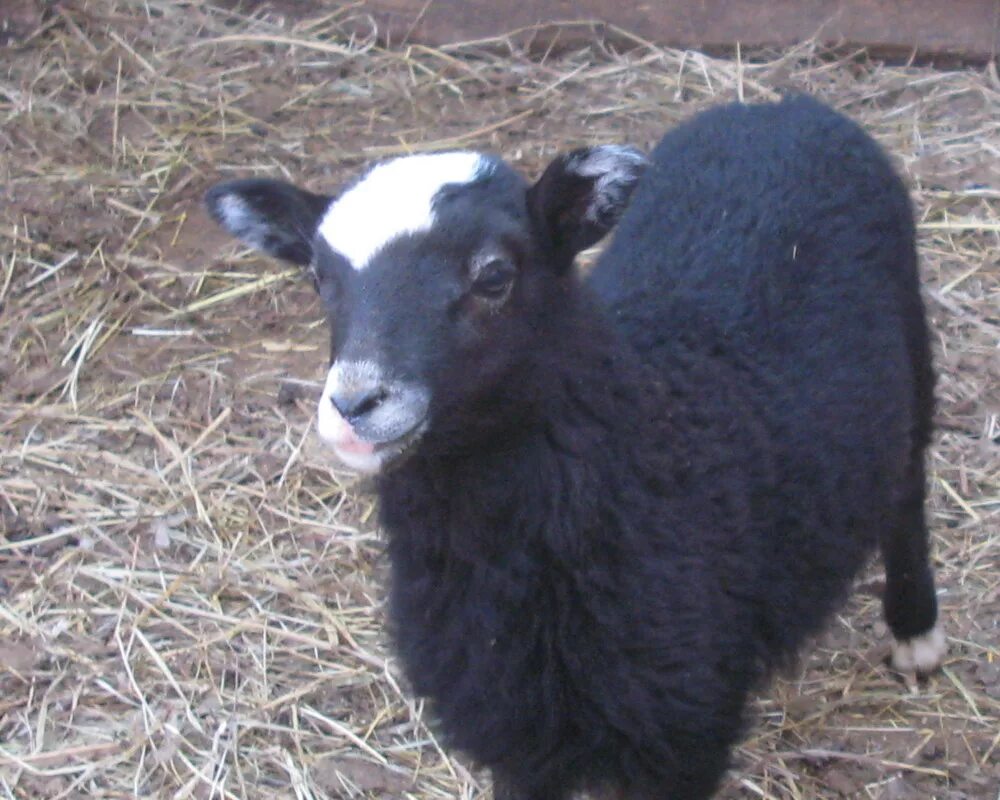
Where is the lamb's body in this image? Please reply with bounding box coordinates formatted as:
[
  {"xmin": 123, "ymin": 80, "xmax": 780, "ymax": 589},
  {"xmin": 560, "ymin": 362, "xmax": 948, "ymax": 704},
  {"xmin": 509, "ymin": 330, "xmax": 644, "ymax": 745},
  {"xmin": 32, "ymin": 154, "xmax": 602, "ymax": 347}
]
[
  {"xmin": 207, "ymin": 95, "xmax": 941, "ymax": 799},
  {"xmin": 382, "ymin": 314, "xmax": 770, "ymax": 797},
  {"xmin": 381, "ymin": 98, "xmax": 937, "ymax": 799}
]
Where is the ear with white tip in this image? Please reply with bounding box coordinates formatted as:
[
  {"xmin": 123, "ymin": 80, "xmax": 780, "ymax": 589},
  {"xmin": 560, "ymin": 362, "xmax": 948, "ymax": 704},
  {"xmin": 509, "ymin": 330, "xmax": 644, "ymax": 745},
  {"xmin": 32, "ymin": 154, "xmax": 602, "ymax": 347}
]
[
  {"xmin": 527, "ymin": 145, "xmax": 647, "ymax": 270},
  {"xmin": 204, "ymin": 178, "xmax": 332, "ymax": 266}
]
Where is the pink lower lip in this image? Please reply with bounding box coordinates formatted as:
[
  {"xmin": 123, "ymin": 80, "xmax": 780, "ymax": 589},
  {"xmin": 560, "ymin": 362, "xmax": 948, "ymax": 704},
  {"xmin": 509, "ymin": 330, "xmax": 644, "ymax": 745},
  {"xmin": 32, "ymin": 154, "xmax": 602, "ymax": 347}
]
[
  {"xmin": 328, "ymin": 414, "xmax": 376, "ymax": 455},
  {"xmin": 336, "ymin": 436, "xmax": 375, "ymax": 456}
]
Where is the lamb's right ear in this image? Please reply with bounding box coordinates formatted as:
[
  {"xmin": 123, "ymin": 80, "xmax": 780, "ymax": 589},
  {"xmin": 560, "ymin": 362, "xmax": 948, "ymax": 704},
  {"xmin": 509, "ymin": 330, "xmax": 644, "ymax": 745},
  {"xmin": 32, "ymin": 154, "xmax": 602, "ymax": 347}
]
[
  {"xmin": 204, "ymin": 179, "xmax": 332, "ymax": 266},
  {"xmin": 527, "ymin": 145, "xmax": 646, "ymax": 271}
]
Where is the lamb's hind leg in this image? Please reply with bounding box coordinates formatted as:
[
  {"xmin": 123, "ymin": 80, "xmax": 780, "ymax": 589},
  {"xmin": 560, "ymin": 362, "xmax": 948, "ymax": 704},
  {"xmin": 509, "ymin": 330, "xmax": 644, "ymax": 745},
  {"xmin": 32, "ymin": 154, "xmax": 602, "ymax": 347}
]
[{"xmin": 881, "ymin": 456, "xmax": 946, "ymax": 674}]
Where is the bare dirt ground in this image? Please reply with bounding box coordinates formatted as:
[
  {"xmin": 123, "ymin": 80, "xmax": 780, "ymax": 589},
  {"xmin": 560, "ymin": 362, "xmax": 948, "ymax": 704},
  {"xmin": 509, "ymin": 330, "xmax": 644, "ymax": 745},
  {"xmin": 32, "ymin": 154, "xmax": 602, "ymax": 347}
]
[{"xmin": 1, "ymin": 2, "xmax": 998, "ymax": 798}]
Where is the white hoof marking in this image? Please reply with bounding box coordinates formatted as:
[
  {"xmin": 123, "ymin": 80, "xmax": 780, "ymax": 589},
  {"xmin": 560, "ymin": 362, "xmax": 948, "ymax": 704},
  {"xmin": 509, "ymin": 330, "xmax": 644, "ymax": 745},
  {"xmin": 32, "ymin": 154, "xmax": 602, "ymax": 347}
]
[{"xmin": 891, "ymin": 625, "xmax": 946, "ymax": 675}]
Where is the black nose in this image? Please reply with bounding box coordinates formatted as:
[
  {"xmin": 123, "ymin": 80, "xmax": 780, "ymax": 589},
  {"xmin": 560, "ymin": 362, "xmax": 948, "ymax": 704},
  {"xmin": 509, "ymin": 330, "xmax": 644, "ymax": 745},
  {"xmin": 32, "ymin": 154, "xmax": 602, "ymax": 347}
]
[{"xmin": 329, "ymin": 384, "xmax": 388, "ymax": 422}]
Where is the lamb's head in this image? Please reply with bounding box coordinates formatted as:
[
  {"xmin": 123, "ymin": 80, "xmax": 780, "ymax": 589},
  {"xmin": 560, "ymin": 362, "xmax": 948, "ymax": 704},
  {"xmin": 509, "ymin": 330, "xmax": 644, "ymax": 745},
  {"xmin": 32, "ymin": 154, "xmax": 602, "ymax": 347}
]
[{"xmin": 205, "ymin": 146, "xmax": 645, "ymax": 474}]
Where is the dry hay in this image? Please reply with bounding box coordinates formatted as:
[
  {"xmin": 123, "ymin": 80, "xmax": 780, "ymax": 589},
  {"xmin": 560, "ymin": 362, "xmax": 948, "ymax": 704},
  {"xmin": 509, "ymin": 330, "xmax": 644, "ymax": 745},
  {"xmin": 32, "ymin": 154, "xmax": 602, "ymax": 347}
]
[{"xmin": 0, "ymin": 2, "xmax": 998, "ymax": 798}]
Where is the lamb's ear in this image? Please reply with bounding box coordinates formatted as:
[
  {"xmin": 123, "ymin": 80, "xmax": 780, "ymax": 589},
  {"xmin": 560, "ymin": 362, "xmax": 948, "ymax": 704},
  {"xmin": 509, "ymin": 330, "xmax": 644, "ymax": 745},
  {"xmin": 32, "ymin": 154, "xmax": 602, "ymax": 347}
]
[
  {"xmin": 527, "ymin": 145, "xmax": 646, "ymax": 270},
  {"xmin": 204, "ymin": 179, "xmax": 332, "ymax": 266}
]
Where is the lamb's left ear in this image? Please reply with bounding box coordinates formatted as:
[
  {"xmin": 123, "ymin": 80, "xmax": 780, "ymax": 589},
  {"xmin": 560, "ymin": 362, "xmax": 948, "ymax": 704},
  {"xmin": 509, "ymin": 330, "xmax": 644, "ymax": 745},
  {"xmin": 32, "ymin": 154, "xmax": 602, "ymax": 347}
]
[
  {"xmin": 527, "ymin": 145, "xmax": 647, "ymax": 270},
  {"xmin": 204, "ymin": 178, "xmax": 332, "ymax": 266}
]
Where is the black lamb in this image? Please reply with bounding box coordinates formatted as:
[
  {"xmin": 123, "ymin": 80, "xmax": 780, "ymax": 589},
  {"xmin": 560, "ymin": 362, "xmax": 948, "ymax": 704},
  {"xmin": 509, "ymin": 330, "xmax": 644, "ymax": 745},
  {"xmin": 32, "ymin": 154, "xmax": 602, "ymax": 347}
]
[{"xmin": 205, "ymin": 94, "xmax": 945, "ymax": 800}]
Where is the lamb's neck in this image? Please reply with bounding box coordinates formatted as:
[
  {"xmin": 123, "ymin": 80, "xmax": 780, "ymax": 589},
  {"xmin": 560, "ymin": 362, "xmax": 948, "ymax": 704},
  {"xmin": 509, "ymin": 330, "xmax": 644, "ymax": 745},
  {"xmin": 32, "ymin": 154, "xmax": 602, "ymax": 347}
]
[
  {"xmin": 534, "ymin": 302, "xmax": 655, "ymax": 450},
  {"xmin": 454, "ymin": 293, "xmax": 652, "ymax": 472},
  {"xmin": 378, "ymin": 296, "xmax": 664, "ymax": 560}
]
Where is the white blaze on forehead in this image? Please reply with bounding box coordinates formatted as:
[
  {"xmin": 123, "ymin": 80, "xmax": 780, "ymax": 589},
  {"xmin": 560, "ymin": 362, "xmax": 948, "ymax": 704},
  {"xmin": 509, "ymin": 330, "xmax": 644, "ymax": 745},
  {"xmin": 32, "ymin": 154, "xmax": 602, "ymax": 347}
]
[{"xmin": 318, "ymin": 151, "xmax": 490, "ymax": 270}]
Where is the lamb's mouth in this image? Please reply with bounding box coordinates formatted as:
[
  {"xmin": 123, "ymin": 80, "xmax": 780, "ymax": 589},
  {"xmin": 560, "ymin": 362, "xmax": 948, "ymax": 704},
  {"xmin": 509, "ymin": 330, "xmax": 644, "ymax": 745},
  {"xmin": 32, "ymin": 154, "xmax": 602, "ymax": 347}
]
[
  {"xmin": 329, "ymin": 418, "xmax": 428, "ymax": 474},
  {"xmin": 367, "ymin": 420, "xmax": 428, "ymax": 467}
]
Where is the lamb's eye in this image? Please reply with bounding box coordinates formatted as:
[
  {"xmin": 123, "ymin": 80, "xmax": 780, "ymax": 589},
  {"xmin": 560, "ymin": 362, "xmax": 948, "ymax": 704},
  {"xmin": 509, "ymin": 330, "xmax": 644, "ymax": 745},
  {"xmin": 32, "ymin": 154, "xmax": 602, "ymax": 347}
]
[{"xmin": 471, "ymin": 258, "xmax": 514, "ymax": 300}]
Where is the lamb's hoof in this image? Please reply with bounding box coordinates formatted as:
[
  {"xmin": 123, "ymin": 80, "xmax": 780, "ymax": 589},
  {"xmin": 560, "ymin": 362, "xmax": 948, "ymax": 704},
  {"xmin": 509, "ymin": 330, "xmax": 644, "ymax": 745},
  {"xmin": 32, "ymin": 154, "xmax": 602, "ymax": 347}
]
[{"xmin": 891, "ymin": 625, "xmax": 946, "ymax": 675}]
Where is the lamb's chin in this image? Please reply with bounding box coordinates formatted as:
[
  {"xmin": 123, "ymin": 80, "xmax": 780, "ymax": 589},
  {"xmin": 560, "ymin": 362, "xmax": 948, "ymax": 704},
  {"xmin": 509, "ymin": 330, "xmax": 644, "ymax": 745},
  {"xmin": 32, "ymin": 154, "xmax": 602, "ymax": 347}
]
[
  {"xmin": 331, "ymin": 424, "xmax": 427, "ymax": 476},
  {"xmin": 332, "ymin": 446, "xmax": 385, "ymax": 475}
]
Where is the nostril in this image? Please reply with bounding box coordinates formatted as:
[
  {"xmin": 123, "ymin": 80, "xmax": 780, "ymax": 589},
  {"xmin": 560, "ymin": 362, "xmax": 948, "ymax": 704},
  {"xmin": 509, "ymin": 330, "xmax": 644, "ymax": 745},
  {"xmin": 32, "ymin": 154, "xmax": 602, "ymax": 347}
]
[
  {"xmin": 330, "ymin": 386, "xmax": 388, "ymax": 422},
  {"xmin": 353, "ymin": 387, "xmax": 387, "ymax": 417}
]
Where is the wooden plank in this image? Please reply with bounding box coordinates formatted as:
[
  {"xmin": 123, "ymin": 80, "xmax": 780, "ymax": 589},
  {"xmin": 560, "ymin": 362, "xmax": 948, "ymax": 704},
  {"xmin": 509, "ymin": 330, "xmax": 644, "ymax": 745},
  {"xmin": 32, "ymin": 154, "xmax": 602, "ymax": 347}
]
[{"xmin": 367, "ymin": 0, "xmax": 1000, "ymax": 62}]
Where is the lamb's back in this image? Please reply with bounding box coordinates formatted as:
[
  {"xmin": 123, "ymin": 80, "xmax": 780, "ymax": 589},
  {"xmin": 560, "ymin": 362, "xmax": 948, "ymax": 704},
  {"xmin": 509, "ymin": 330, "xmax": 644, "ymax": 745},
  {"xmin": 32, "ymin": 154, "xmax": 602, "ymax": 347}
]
[
  {"xmin": 590, "ymin": 95, "xmax": 916, "ymax": 346},
  {"xmin": 589, "ymin": 96, "xmax": 923, "ymax": 657}
]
